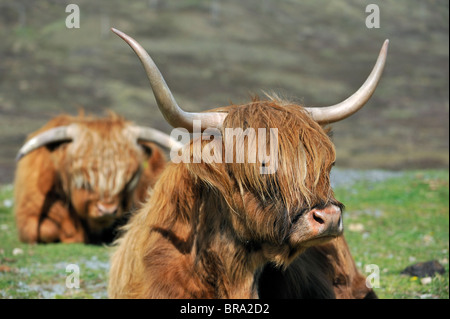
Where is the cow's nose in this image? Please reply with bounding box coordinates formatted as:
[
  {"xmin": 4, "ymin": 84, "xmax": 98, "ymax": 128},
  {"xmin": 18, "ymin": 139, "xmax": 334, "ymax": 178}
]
[
  {"xmin": 97, "ymin": 202, "xmax": 119, "ymax": 216},
  {"xmin": 307, "ymin": 205, "xmax": 343, "ymax": 237}
]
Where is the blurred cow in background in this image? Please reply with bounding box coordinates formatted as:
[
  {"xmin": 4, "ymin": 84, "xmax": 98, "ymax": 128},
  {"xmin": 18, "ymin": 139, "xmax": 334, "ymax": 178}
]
[{"xmin": 14, "ymin": 111, "xmax": 180, "ymax": 244}]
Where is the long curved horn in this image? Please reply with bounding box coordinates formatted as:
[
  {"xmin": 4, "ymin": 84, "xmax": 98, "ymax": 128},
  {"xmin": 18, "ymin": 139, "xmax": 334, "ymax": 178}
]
[
  {"xmin": 111, "ymin": 28, "xmax": 227, "ymax": 132},
  {"xmin": 305, "ymin": 40, "xmax": 389, "ymax": 124},
  {"xmin": 16, "ymin": 124, "xmax": 79, "ymax": 161},
  {"xmin": 129, "ymin": 126, "xmax": 184, "ymax": 151}
]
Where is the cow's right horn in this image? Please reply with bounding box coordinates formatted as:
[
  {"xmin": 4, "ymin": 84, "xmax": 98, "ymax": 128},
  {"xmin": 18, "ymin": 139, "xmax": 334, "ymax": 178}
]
[
  {"xmin": 111, "ymin": 28, "xmax": 227, "ymax": 132},
  {"xmin": 16, "ymin": 124, "xmax": 79, "ymax": 161}
]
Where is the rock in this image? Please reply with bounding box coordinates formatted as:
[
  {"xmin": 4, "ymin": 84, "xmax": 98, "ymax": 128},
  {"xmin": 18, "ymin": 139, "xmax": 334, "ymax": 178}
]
[
  {"xmin": 2, "ymin": 199, "xmax": 13, "ymax": 208},
  {"xmin": 12, "ymin": 248, "xmax": 24, "ymax": 256},
  {"xmin": 422, "ymin": 234, "xmax": 434, "ymax": 245},
  {"xmin": 348, "ymin": 223, "xmax": 365, "ymax": 232},
  {"xmin": 400, "ymin": 260, "xmax": 446, "ymax": 278}
]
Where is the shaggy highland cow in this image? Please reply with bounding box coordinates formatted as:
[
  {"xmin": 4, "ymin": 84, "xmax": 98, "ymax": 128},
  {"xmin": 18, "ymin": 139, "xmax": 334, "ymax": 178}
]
[
  {"xmin": 14, "ymin": 112, "xmax": 180, "ymax": 244},
  {"xmin": 108, "ymin": 28, "xmax": 388, "ymax": 298}
]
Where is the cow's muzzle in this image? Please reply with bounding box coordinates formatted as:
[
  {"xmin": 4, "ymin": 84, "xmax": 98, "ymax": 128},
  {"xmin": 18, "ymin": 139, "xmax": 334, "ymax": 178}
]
[
  {"xmin": 96, "ymin": 202, "xmax": 119, "ymax": 217},
  {"xmin": 306, "ymin": 204, "xmax": 343, "ymax": 238}
]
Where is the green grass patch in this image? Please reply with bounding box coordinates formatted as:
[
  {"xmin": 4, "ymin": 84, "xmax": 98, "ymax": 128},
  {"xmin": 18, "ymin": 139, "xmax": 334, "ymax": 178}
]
[
  {"xmin": 336, "ymin": 170, "xmax": 449, "ymax": 299},
  {"xmin": 0, "ymin": 185, "xmax": 110, "ymax": 298},
  {"xmin": 0, "ymin": 170, "xmax": 448, "ymax": 298}
]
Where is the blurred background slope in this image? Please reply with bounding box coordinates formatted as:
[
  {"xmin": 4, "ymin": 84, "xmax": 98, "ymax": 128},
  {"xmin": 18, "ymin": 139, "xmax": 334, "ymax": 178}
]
[{"xmin": 0, "ymin": 0, "xmax": 448, "ymax": 183}]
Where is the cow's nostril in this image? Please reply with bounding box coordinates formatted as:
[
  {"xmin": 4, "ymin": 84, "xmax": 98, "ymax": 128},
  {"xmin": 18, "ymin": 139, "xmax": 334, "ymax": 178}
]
[{"xmin": 313, "ymin": 212, "xmax": 325, "ymax": 224}]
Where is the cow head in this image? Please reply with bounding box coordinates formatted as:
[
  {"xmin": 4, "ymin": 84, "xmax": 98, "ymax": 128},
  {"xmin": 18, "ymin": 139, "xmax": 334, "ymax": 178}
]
[
  {"xmin": 16, "ymin": 113, "xmax": 180, "ymax": 227},
  {"xmin": 112, "ymin": 28, "xmax": 387, "ymax": 266},
  {"xmin": 179, "ymin": 100, "xmax": 343, "ymax": 265}
]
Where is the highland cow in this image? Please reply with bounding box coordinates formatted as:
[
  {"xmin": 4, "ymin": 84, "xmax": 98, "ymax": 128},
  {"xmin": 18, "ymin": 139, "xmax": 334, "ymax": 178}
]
[
  {"xmin": 14, "ymin": 112, "xmax": 180, "ymax": 244},
  {"xmin": 108, "ymin": 28, "xmax": 388, "ymax": 298}
]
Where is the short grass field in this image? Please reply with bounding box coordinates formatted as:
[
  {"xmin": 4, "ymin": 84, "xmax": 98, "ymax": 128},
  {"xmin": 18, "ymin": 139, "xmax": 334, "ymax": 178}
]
[{"xmin": 0, "ymin": 169, "xmax": 448, "ymax": 299}]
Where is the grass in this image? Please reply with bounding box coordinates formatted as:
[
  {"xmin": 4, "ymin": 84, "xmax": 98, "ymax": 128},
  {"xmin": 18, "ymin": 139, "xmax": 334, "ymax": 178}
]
[
  {"xmin": 0, "ymin": 169, "xmax": 448, "ymax": 299},
  {"xmin": 335, "ymin": 170, "xmax": 449, "ymax": 298},
  {"xmin": 0, "ymin": 185, "xmax": 110, "ymax": 299}
]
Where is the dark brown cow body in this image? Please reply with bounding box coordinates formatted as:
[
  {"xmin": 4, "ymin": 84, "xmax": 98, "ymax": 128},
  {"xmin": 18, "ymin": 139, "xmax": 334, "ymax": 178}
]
[
  {"xmin": 14, "ymin": 112, "xmax": 171, "ymax": 244},
  {"xmin": 258, "ymin": 236, "xmax": 376, "ymax": 299}
]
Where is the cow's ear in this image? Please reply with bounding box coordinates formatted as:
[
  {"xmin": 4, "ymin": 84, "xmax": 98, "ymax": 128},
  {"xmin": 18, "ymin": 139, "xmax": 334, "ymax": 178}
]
[
  {"xmin": 137, "ymin": 141, "xmax": 153, "ymax": 157},
  {"xmin": 136, "ymin": 142, "xmax": 166, "ymax": 188},
  {"xmin": 45, "ymin": 140, "xmax": 71, "ymax": 152}
]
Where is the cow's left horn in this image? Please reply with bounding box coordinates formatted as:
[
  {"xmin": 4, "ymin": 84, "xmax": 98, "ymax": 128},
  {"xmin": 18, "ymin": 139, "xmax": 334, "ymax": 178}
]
[
  {"xmin": 16, "ymin": 124, "xmax": 79, "ymax": 161},
  {"xmin": 111, "ymin": 28, "xmax": 227, "ymax": 132},
  {"xmin": 305, "ymin": 39, "xmax": 389, "ymax": 124},
  {"xmin": 129, "ymin": 126, "xmax": 184, "ymax": 151}
]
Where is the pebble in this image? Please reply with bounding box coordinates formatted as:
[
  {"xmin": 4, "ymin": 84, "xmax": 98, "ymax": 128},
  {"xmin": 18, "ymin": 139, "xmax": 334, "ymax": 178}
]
[
  {"xmin": 2, "ymin": 199, "xmax": 13, "ymax": 208},
  {"xmin": 348, "ymin": 223, "xmax": 365, "ymax": 232},
  {"xmin": 12, "ymin": 248, "xmax": 24, "ymax": 256}
]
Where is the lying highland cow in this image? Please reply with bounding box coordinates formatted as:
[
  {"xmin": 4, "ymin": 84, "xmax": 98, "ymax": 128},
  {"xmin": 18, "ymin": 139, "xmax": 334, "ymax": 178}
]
[
  {"xmin": 108, "ymin": 28, "xmax": 388, "ymax": 298},
  {"xmin": 14, "ymin": 112, "xmax": 180, "ymax": 244}
]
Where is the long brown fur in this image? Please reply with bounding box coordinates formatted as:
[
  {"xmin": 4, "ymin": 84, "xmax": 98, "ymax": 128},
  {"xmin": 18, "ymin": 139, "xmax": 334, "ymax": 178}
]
[
  {"xmin": 14, "ymin": 112, "xmax": 166, "ymax": 244},
  {"xmin": 108, "ymin": 99, "xmax": 375, "ymax": 298}
]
